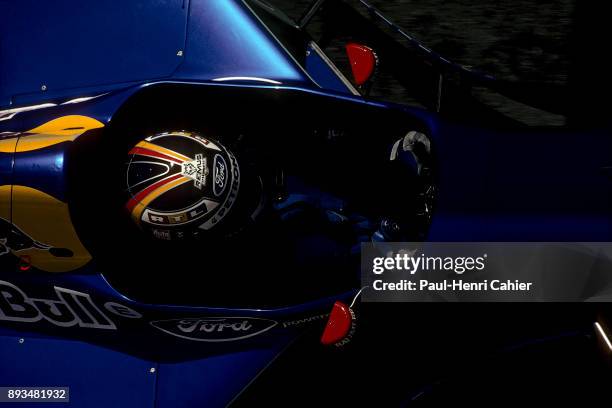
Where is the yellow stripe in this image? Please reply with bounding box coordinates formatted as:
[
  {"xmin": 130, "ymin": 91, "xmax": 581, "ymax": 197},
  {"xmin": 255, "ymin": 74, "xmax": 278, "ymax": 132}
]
[
  {"xmin": 131, "ymin": 176, "xmax": 192, "ymax": 224},
  {"xmin": 0, "ymin": 138, "xmax": 17, "ymax": 154},
  {"xmin": 135, "ymin": 140, "xmax": 192, "ymax": 162},
  {"xmin": 27, "ymin": 115, "xmax": 104, "ymax": 136},
  {"xmin": 16, "ymin": 115, "xmax": 104, "ymax": 152},
  {"xmin": 0, "ymin": 185, "xmax": 11, "ymax": 220},
  {"xmin": 17, "ymin": 134, "xmax": 83, "ymax": 152}
]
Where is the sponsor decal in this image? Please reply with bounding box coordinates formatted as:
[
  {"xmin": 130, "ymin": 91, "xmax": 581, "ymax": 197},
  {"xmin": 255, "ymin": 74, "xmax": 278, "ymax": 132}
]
[
  {"xmin": 282, "ymin": 313, "xmax": 330, "ymax": 328},
  {"xmin": 143, "ymin": 199, "xmax": 219, "ymax": 226},
  {"xmin": 213, "ymin": 154, "xmax": 227, "ymax": 196},
  {"xmin": 334, "ymin": 307, "xmax": 357, "ymax": 348},
  {"xmin": 193, "ymin": 135, "xmax": 221, "ymax": 151},
  {"xmin": 0, "ymin": 280, "xmax": 140, "ymax": 330},
  {"xmin": 150, "ymin": 317, "xmax": 277, "ymax": 342},
  {"xmin": 181, "ymin": 153, "xmax": 209, "ymax": 190},
  {"xmin": 104, "ymin": 302, "xmax": 142, "ymax": 319},
  {"xmin": 152, "ymin": 229, "xmax": 172, "ymax": 240},
  {"xmin": 199, "ymin": 152, "xmax": 240, "ymax": 230}
]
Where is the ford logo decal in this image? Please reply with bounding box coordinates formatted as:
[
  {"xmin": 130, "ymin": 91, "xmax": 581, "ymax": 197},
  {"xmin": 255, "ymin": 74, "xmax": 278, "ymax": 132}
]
[
  {"xmin": 213, "ymin": 154, "xmax": 227, "ymax": 197},
  {"xmin": 150, "ymin": 317, "xmax": 277, "ymax": 342}
]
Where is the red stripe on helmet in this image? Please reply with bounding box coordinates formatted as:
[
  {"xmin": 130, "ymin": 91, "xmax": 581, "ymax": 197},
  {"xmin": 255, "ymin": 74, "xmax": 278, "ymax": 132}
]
[{"xmin": 126, "ymin": 173, "xmax": 184, "ymax": 212}]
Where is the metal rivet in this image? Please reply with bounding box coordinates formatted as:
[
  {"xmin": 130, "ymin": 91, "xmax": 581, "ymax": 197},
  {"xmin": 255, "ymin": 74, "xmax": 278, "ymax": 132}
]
[
  {"xmin": 41, "ymin": 85, "xmax": 47, "ymax": 91},
  {"xmin": 149, "ymin": 367, "xmax": 156, "ymax": 373},
  {"xmin": 18, "ymin": 338, "xmax": 24, "ymax": 344},
  {"xmin": 176, "ymin": 50, "xmax": 183, "ymax": 57}
]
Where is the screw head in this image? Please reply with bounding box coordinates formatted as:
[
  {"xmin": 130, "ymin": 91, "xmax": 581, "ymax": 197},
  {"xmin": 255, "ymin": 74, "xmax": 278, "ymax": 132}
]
[
  {"xmin": 18, "ymin": 338, "xmax": 24, "ymax": 344},
  {"xmin": 149, "ymin": 367, "xmax": 156, "ymax": 373},
  {"xmin": 41, "ymin": 85, "xmax": 47, "ymax": 91},
  {"xmin": 176, "ymin": 50, "xmax": 183, "ymax": 57}
]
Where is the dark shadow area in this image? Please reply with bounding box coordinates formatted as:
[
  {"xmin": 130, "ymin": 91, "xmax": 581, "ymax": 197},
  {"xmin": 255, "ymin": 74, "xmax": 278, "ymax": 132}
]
[{"xmin": 66, "ymin": 84, "xmax": 426, "ymax": 308}]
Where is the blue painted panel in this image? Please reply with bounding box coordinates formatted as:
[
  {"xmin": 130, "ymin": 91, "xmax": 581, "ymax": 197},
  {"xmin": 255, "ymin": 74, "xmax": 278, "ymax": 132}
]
[
  {"xmin": 155, "ymin": 348, "xmax": 282, "ymax": 408},
  {"xmin": 428, "ymin": 214, "xmax": 612, "ymax": 241},
  {"xmin": 0, "ymin": 334, "xmax": 156, "ymax": 408},
  {"xmin": 0, "ymin": 331, "xmax": 287, "ymax": 408},
  {"xmin": 305, "ymin": 43, "xmax": 353, "ymax": 95},
  {"xmin": 0, "ymin": 0, "xmax": 188, "ymax": 108},
  {"xmin": 0, "ymin": 152, "xmax": 14, "ymax": 188},
  {"xmin": 424, "ymin": 118, "xmax": 612, "ymax": 241},
  {"xmin": 13, "ymin": 144, "xmax": 68, "ymax": 202},
  {"xmin": 174, "ymin": 0, "xmax": 309, "ymax": 85}
]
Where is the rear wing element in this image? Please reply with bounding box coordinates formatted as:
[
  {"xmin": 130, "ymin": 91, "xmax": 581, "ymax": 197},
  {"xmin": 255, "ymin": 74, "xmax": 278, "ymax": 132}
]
[{"xmin": 299, "ymin": 0, "xmax": 568, "ymax": 126}]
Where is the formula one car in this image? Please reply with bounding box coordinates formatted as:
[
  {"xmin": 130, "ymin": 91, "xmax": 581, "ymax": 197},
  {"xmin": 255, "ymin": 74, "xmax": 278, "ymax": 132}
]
[{"xmin": 0, "ymin": 0, "xmax": 611, "ymax": 406}]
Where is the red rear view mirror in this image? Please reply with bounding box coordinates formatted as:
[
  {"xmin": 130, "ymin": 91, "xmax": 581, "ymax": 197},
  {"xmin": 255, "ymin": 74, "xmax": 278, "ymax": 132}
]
[
  {"xmin": 345, "ymin": 43, "xmax": 378, "ymax": 86},
  {"xmin": 321, "ymin": 301, "xmax": 354, "ymax": 346}
]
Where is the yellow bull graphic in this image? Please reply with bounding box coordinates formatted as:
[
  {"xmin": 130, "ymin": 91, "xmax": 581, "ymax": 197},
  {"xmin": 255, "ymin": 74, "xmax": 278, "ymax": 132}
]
[{"xmin": 0, "ymin": 115, "xmax": 104, "ymax": 272}]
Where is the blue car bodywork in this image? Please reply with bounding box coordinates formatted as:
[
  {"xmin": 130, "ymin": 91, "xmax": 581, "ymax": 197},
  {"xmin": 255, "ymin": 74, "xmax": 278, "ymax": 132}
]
[{"xmin": 0, "ymin": 0, "xmax": 610, "ymax": 407}]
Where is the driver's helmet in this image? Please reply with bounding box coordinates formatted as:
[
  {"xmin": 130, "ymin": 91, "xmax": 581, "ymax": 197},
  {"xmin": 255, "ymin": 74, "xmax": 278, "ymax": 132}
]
[{"xmin": 125, "ymin": 131, "xmax": 240, "ymax": 240}]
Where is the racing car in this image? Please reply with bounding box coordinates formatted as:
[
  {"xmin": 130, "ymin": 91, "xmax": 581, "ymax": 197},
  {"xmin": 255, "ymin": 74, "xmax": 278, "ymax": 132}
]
[{"xmin": 0, "ymin": 0, "xmax": 611, "ymax": 406}]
